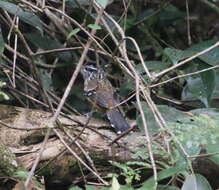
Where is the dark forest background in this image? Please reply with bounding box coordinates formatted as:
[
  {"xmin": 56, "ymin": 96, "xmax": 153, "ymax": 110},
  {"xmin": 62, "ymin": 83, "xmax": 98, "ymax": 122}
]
[{"xmin": 1, "ymin": 0, "xmax": 219, "ymax": 190}]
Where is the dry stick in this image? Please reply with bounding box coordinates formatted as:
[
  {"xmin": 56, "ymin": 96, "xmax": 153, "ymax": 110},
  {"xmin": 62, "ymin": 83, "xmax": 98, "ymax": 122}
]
[
  {"xmin": 33, "ymin": 47, "xmax": 111, "ymax": 59},
  {"xmin": 141, "ymin": 89, "xmax": 195, "ymax": 173},
  {"xmin": 141, "ymin": 86, "xmax": 193, "ymax": 162},
  {"xmin": 188, "ymin": 151, "xmax": 219, "ymax": 159},
  {"xmin": 150, "ymin": 64, "xmax": 219, "ymax": 88},
  {"xmin": 5, "ymin": 44, "xmax": 29, "ymax": 61},
  {"xmin": 111, "ymin": 92, "xmax": 136, "ymax": 109},
  {"xmin": 200, "ymin": 0, "xmax": 219, "ymax": 14},
  {"xmin": 53, "ymin": 128, "xmax": 106, "ymax": 183},
  {"xmin": 123, "ymin": 37, "xmax": 152, "ymax": 80},
  {"xmin": 47, "ymin": 6, "xmax": 107, "ymax": 54},
  {"xmin": 3, "ymin": 9, "xmax": 51, "ymax": 106},
  {"xmin": 20, "ymin": 0, "xmax": 43, "ymax": 12},
  {"xmin": 99, "ymin": 16, "xmax": 134, "ymax": 79},
  {"xmin": 123, "ymin": 37, "xmax": 168, "ymax": 130},
  {"xmin": 25, "ymin": 121, "xmax": 53, "ymax": 187},
  {"xmin": 59, "ymin": 115, "xmax": 99, "ymax": 175},
  {"xmin": 96, "ymin": 3, "xmax": 158, "ymax": 186},
  {"xmin": 4, "ymin": 8, "xmax": 51, "ymax": 105},
  {"xmin": 100, "ymin": 6, "xmax": 189, "ymax": 185},
  {"xmin": 136, "ymin": 78, "xmax": 158, "ymax": 188},
  {"xmin": 153, "ymin": 41, "xmax": 219, "ymax": 79},
  {"xmin": 123, "ymin": 38, "xmax": 158, "ymax": 186},
  {"xmin": 0, "ymin": 120, "xmax": 47, "ymax": 130},
  {"xmin": 44, "ymin": 8, "xmax": 69, "ymax": 37},
  {"xmin": 12, "ymin": 17, "xmax": 19, "ymax": 88},
  {"xmin": 72, "ymin": 139, "xmax": 98, "ymax": 177},
  {"xmin": 8, "ymin": 87, "xmax": 49, "ymax": 108},
  {"xmin": 25, "ymin": 5, "xmax": 107, "ymax": 187},
  {"xmin": 35, "ymin": 116, "xmax": 95, "ymax": 175}
]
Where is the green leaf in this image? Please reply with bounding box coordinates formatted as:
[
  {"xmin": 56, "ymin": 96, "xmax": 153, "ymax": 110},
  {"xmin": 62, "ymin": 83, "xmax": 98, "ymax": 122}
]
[
  {"xmin": 186, "ymin": 40, "xmax": 219, "ymax": 66},
  {"xmin": 111, "ymin": 176, "xmax": 120, "ymax": 190},
  {"xmin": 163, "ymin": 48, "xmax": 190, "ymax": 65},
  {"xmin": 163, "ymin": 40, "xmax": 219, "ymax": 67},
  {"xmin": 136, "ymin": 103, "xmax": 189, "ymax": 134},
  {"xmin": 0, "ymin": 1, "xmax": 42, "ymax": 33},
  {"xmin": 156, "ymin": 167, "xmax": 185, "ymax": 180},
  {"xmin": 67, "ymin": 28, "xmax": 81, "ymax": 39},
  {"xmin": 96, "ymin": 0, "xmax": 109, "ymax": 8},
  {"xmin": 182, "ymin": 65, "xmax": 216, "ymax": 107},
  {"xmin": 182, "ymin": 76, "xmax": 208, "ymax": 107},
  {"xmin": 85, "ymin": 185, "xmax": 97, "ymax": 190},
  {"xmin": 0, "ymin": 91, "xmax": 10, "ymax": 101},
  {"xmin": 68, "ymin": 187, "xmax": 83, "ymax": 190},
  {"xmin": 120, "ymin": 185, "xmax": 135, "ymax": 190},
  {"xmin": 87, "ymin": 24, "xmax": 102, "ymax": 30},
  {"xmin": 182, "ymin": 174, "xmax": 212, "ymax": 190},
  {"xmin": 158, "ymin": 4, "xmax": 185, "ymax": 24},
  {"xmin": 157, "ymin": 185, "xmax": 180, "ymax": 190},
  {"xmin": 190, "ymin": 108, "xmax": 219, "ymax": 116},
  {"xmin": 14, "ymin": 170, "xmax": 29, "ymax": 180},
  {"xmin": 168, "ymin": 111, "xmax": 219, "ymax": 167},
  {"xmin": 206, "ymin": 142, "xmax": 219, "ymax": 166},
  {"xmin": 135, "ymin": 61, "xmax": 170, "ymax": 73},
  {"xmin": 199, "ymin": 63, "xmax": 216, "ymax": 105},
  {"xmin": 138, "ymin": 167, "xmax": 185, "ymax": 190},
  {"xmin": 25, "ymin": 33, "xmax": 72, "ymax": 62}
]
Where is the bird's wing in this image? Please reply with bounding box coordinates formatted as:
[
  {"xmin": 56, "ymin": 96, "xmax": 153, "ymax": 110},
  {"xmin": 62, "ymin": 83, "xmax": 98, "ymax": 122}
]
[{"xmin": 92, "ymin": 91, "xmax": 119, "ymax": 109}]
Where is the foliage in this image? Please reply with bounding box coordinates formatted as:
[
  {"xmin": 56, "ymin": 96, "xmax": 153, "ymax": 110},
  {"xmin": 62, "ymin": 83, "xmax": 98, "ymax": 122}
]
[{"xmin": 0, "ymin": 0, "xmax": 219, "ymax": 189}]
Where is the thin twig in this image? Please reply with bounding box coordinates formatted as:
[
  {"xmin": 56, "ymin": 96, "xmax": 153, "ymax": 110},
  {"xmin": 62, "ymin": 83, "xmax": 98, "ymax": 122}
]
[
  {"xmin": 186, "ymin": 0, "xmax": 191, "ymax": 45},
  {"xmin": 153, "ymin": 41, "xmax": 219, "ymax": 79},
  {"xmin": 150, "ymin": 64, "xmax": 219, "ymax": 88},
  {"xmin": 25, "ymin": 4, "xmax": 108, "ymax": 187}
]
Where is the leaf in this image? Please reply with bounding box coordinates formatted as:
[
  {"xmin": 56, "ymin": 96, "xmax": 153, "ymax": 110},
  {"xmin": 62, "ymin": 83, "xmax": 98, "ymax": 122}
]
[
  {"xmin": 138, "ymin": 167, "xmax": 185, "ymax": 190},
  {"xmin": 190, "ymin": 108, "xmax": 219, "ymax": 117},
  {"xmin": 181, "ymin": 174, "xmax": 212, "ymax": 190},
  {"xmin": 182, "ymin": 76, "xmax": 209, "ymax": 107},
  {"xmin": 120, "ymin": 185, "xmax": 135, "ymax": 190},
  {"xmin": 186, "ymin": 40, "xmax": 219, "ymax": 66},
  {"xmin": 0, "ymin": 1, "xmax": 42, "ymax": 33},
  {"xmin": 206, "ymin": 142, "xmax": 219, "ymax": 166},
  {"xmin": 157, "ymin": 185, "xmax": 181, "ymax": 190},
  {"xmin": 14, "ymin": 170, "xmax": 29, "ymax": 180},
  {"xmin": 163, "ymin": 48, "xmax": 189, "ymax": 65},
  {"xmin": 158, "ymin": 4, "xmax": 185, "ymax": 25},
  {"xmin": 25, "ymin": 33, "xmax": 72, "ymax": 62},
  {"xmin": 85, "ymin": 185, "xmax": 97, "ymax": 190},
  {"xmin": 111, "ymin": 176, "xmax": 120, "ymax": 190},
  {"xmin": 68, "ymin": 187, "xmax": 83, "ymax": 190},
  {"xmin": 168, "ymin": 110, "xmax": 219, "ymax": 168},
  {"xmin": 0, "ymin": 91, "xmax": 10, "ymax": 101},
  {"xmin": 164, "ymin": 40, "xmax": 219, "ymax": 67},
  {"xmin": 136, "ymin": 103, "xmax": 189, "ymax": 134},
  {"xmin": 66, "ymin": 0, "xmax": 92, "ymax": 8},
  {"xmin": 198, "ymin": 63, "xmax": 216, "ymax": 104},
  {"xmin": 96, "ymin": 0, "xmax": 109, "ymax": 8},
  {"xmin": 67, "ymin": 28, "xmax": 81, "ymax": 39},
  {"xmin": 135, "ymin": 61, "xmax": 170, "ymax": 73},
  {"xmin": 88, "ymin": 24, "xmax": 102, "ymax": 30},
  {"xmin": 182, "ymin": 63, "xmax": 216, "ymax": 107}
]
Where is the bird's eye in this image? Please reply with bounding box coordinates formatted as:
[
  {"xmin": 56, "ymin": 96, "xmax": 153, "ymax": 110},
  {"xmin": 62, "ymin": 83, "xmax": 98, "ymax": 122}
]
[
  {"xmin": 84, "ymin": 90, "xmax": 96, "ymax": 96},
  {"xmin": 84, "ymin": 66, "xmax": 97, "ymax": 72}
]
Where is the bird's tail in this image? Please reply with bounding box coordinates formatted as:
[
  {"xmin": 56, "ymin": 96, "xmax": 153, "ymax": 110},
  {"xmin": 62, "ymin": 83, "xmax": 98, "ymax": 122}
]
[{"xmin": 106, "ymin": 109, "xmax": 130, "ymax": 134}]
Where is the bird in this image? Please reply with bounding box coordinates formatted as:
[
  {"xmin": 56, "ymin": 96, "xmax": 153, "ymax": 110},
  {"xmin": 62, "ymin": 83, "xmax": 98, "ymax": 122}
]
[{"xmin": 80, "ymin": 63, "xmax": 130, "ymax": 134}]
